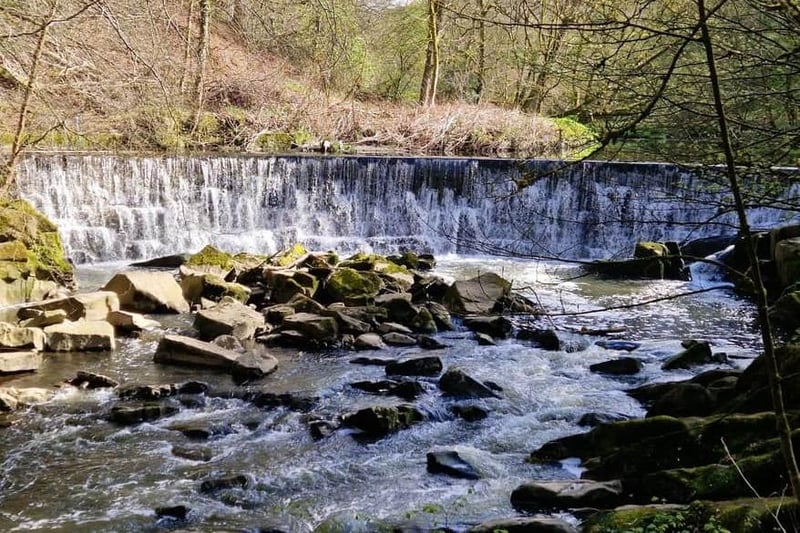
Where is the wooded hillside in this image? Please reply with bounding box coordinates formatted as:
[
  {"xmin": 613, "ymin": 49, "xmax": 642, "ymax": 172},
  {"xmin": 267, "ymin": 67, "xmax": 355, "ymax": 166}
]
[{"xmin": 0, "ymin": 0, "xmax": 798, "ymax": 163}]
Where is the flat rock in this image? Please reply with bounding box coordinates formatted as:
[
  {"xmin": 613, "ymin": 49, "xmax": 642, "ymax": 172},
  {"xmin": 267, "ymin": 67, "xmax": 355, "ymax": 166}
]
[
  {"xmin": 18, "ymin": 308, "xmax": 68, "ymax": 328},
  {"xmin": 107, "ymin": 310, "xmax": 161, "ymax": 334},
  {"xmin": 596, "ymin": 340, "xmax": 641, "ymax": 352},
  {"xmin": 44, "ymin": 320, "xmax": 116, "ymax": 351},
  {"xmin": 385, "ymin": 356, "xmax": 443, "ymax": 377},
  {"xmin": 354, "ymin": 332, "xmax": 386, "ymax": 350},
  {"xmin": 469, "ymin": 517, "xmax": 578, "ymax": 533},
  {"xmin": 11, "ymin": 291, "xmax": 120, "ymax": 322},
  {"xmin": 511, "ymin": 479, "xmax": 624, "ymax": 511},
  {"xmin": 426, "ymin": 450, "xmax": 480, "ymax": 479},
  {"xmin": 130, "ymin": 254, "xmax": 190, "ymax": 268},
  {"xmin": 350, "ymin": 356, "xmax": 398, "ymax": 366},
  {"xmin": 154, "ymin": 334, "xmax": 277, "ymax": 380},
  {"xmin": 194, "ymin": 297, "xmax": 265, "ymax": 341},
  {"xmin": 662, "ymin": 340, "xmax": 714, "ymax": 370},
  {"xmin": 0, "ymin": 351, "xmax": 42, "ymax": 374},
  {"xmin": 382, "ymin": 332, "xmax": 417, "ymax": 346},
  {"xmin": 281, "ymin": 312, "xmax": 338, "ymax": 342},
  {"xmin": 103, "ymin": 271, "xmax": 189, "ymax": 314},
  {"xmin": 172, "ymin": 445, "xmax": 213, "ymax": 462}
]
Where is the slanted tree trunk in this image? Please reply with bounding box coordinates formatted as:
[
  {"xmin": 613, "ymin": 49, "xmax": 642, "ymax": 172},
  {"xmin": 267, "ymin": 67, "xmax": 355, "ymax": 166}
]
[
  {"xmin": 1, "ymin": 2, "xmax": 57, "ymax": 197},
  {"xmin": 697, "ymin": 0, "xmax": 800, "ymax": 503},
  {"xmin": 475, "ymin": 0, "xmax": 487, "ymax": 103},
  {"xmin": 191, "ymin": 0, "xmax": 211, "ymax": 130},
  {"xmin": 420, "ymin": 0, "xmax": 443, "ymax": 106}
]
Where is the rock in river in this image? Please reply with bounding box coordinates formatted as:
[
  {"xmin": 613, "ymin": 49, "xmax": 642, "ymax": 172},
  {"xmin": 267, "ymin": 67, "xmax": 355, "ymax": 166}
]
[{"xmin": 154, "ymin": 334, "xmax": 277, "ymax": 380}]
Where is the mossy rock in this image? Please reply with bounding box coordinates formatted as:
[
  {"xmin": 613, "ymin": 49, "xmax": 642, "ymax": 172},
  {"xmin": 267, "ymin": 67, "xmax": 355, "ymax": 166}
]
[
  {"xmin": 770, "ymin": 291, "xmax": 800, "ymax": 334},
  {"xmin": 625, "ymin": 452, "xmax": 785, "ymax": 504},
  {"xmin": 186, "ymin": 244, "xmax": 236, "ymax": 274},
  {"xmin": 339, "ymin": 252, "xmax": 378, "ymax": 271},
  {"xmin": 584, "ymin": 498, "xmax": 799, "ymax": 533},
  {"xmin": 325, "ymin": 267, "xmax": 384, "ymax": 305},
  {"xmin": 0, "ymin": 200, "xmax": 73, "ymax": 300},
  {"xmin": 271, "ymin": 243, "xmax": 308, "ymax": 267}
]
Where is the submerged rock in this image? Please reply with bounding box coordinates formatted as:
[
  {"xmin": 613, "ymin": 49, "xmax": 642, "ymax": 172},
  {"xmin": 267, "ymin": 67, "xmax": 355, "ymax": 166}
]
[
  {"xmin": 385, "ymin": 356, "xmax": 443, "ymax": 377},
  {"xmin": 426, "ymin": 450, "xmax": 480, "ymax": 479},
  {"xmin": 108, "ymin": 402, "xmax": 178, "ymax": 425},
  {"xmin": 350, "ymin": 380, "xmax": 425, "ymax": 401},
  {"xmin": 343, "ymin": 404, "xmax": 424, "ymax": 438},
  {"xmin": 590, "ymin": 357, "xmax": 642, "ymax": 375}
]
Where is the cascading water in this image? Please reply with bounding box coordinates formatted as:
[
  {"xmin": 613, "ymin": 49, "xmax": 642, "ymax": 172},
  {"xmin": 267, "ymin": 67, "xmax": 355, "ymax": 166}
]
[{"xmin": 16, "ymin": 154, "xmax": 799, "ymax": 263}]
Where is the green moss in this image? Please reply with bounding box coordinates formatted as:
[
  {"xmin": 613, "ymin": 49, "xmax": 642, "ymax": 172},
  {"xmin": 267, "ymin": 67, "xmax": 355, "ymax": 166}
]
[
  {"xmin": 554, "ymin": 117, "xmax": 596, "ymax": 143},
  {"xmin": 272, "ymin": 243, "xmax": 308, "ymax": 267},
  {"xmin": 186, "ymin": 244, "xmax": 236, "ymax": 271},
  {"xmin": 325, "ymin": 267, "xmax": 384, "ymax": 304}
]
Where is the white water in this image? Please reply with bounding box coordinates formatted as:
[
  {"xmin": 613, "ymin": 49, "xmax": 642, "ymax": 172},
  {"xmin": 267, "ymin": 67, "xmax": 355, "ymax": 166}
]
[{"xmin": 16, "ymin": 154, "xmax": 800, "ymax": 263}]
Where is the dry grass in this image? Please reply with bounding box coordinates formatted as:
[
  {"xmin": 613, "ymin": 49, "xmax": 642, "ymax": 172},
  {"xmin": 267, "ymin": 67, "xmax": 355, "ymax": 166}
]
[{"xmin": 0, "ymin": 1, "xmax": 586, "ymax": 157}]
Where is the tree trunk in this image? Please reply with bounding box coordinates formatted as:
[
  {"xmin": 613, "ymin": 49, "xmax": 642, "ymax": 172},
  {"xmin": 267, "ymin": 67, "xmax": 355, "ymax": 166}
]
[
  {"xmin": 1, "ymin": 2, "xmax": 57, "ymax": 197},
  {"xmin": 697, "ymin": 0, "xmax": 800, "ymax": 503},
  {"xmin": 475, "ymin": 0, "xmax": 487, "ymax": 103},
  {"xmin": 179, "ymin": 0, "xmax": 195, "ymax": 96},
  {"xmin": 191, "ymin": 0, "xmax": 210, "ymax": 130},
  {"xmin": 420, "ymin": 0, "xmax": 443, "ymax": 106}
]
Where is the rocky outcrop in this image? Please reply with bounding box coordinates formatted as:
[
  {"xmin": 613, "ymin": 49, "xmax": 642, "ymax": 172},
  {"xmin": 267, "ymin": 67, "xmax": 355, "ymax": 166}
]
[
  {"xmin": 0, "ymin": 322, "xmax": 45, "ymax": 350},
  {"xmin": 0, "ymin": 199, "xmax": 74, "ymax": 306},
  {"xmin": 588, "ymin": 240, "xmax": 686, "ymax": 280},
  {"xmin": 0, "ymin": 291, "xmax": 120, "ymax": 323},
  {"xmin": 44, "ymin": 320, "xmax": 116, "ymax": 351},
  {"xmin": 323, "ymin": 267, "xmax": 384, "ymax": 304},
  {"xmin": 103, "ymin": 271, "xmax": 190, "ymax": 314}
]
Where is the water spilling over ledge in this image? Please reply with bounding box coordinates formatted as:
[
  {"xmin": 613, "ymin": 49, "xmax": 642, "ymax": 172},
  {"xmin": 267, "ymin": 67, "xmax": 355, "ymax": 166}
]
[{"xmin": 16, "ymin": 154, "xmax": 800, "ymax": 263}]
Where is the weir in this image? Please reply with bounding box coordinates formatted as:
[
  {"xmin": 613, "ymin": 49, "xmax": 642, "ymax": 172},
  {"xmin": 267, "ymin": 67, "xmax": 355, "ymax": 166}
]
[{"xmin": 15, "ymin": 154, "xmax": 800, "ymax": 263}]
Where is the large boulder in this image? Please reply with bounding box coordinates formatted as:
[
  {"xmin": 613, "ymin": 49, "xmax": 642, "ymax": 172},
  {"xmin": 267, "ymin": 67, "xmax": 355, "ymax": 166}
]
[
  {"xmin": 324, "ymin": 267, "xmax": 384, "ymax": 305},
  {"xmin": 386, "ymin": 356, "xmax": 443, "ymax": 377},
  {"xmin": 0, "ymin": 322, "xmax": 45, "ymax": 350},
  {"xmin": 184, "ymin": 244, "xmax": 236, "ymax": 277},
  {"xmin": 443, "ymin": 272, "xmax": 511, "ymax": 315},
  {"xmin": 154, "ymin": 334, "xmax": 278, "ymax": 380},
  {"xmin": 0, "ymin": 351, "xmax": 42, "ymax": 374},
  {"xmin": 770, "ymin": 290, "xmax": 800, "ymax": 333},
  {"xmin": 263, "ymin": 269, "xmax": 318, "ymax": 303},
  {"xmin": 44, "ymin": 320, "xmax": 116, "ymax": 351},
  {"xmin": 0, "ymin": 199, "xmax": 74, "ymax": 305},
  {"xmin": 103, "ymin": 271, "xmax": 189, "ymax": 314},
  {"xmin": 193, "ymin": 297, "xmax": 265, "ymax": 341}
]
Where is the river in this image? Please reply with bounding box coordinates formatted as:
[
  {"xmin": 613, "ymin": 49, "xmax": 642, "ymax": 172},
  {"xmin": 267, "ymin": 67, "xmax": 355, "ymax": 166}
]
[{"xmin": 0, "ymin": 154, "xmax": 791, "ymax": 532}]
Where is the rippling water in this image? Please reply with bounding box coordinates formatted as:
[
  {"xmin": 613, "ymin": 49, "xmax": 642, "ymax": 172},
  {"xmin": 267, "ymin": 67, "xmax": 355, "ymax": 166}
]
[{"xmin": 0, "ymin": 257, "xmax": 760, "ymax": 532}]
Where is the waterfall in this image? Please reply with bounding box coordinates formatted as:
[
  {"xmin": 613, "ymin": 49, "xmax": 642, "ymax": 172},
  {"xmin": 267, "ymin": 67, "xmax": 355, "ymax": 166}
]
[{"xmin": 14, "ymin": 154, "xmax": 800, "ymax": 264}]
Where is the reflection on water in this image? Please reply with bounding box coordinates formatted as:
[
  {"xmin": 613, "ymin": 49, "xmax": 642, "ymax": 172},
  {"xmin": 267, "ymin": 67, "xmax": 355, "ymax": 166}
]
[{"xmin": 0, "ymin": 257, "xmax": 759, "ymax": 532}]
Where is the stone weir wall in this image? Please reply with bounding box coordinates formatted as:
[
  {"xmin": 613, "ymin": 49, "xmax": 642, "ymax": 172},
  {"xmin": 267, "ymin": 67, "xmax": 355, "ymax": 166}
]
[{"xmin": 13, "ymin": 154, "xmax": 800, "ymax": 264}]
